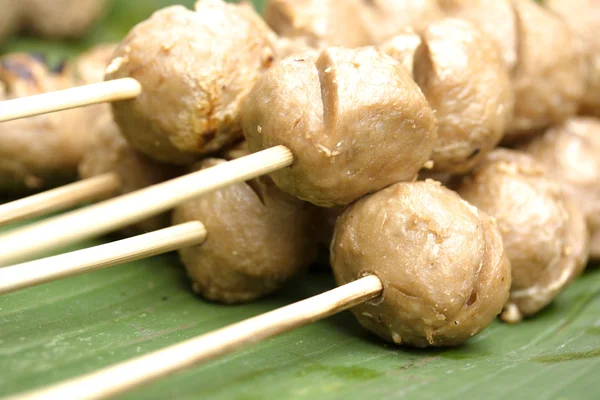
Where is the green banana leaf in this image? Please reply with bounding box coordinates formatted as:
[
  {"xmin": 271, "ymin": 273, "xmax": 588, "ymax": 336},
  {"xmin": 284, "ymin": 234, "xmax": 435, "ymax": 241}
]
[{"xmin": 1, "ymin": 0, "xmax": 599, "ymax": 398}]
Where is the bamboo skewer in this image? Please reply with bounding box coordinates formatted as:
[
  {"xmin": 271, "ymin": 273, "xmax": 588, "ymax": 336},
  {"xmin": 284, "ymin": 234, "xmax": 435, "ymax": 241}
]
[
  {"xmin": 0, "ymin": 146, "xmax": 293, "ymax": 266},
  {"xmin": 14, "ymin": 275, "xmax": 383, "ymax": 400},
  {"xmin": 0, "ymin": 173, "xmax": 120, "ymax": 228},
  {"xmin": 0, "ymin": 78, "xmax": 141, "ymax": 122},
  {"xmin": 0, "ymin": 221, "xmax": 206, "ymax": 295}
]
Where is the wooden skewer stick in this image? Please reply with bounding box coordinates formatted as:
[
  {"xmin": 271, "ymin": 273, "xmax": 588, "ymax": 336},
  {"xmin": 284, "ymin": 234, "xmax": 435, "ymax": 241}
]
[
  {"xmin": 14, "ymin": 275, "xmax": 383, "ymax": 400},
  {"xmin": 0, "ymin": 146, "xmax": 293, "ymax": 267},
  {"xmin": 0, "ymin": 221, "xmax": 206, "ymax": 296},
  {"xmin": 0, "ymin": 78, "xmax": 141, "ymax": 122},
  {"xmin": 0, "ymin": 173, "xmax": 120, "ymax": 228}
]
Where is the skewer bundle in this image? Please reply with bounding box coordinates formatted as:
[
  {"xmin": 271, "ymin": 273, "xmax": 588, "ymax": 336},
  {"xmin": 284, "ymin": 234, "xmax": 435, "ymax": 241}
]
[{"xmin": 1, "ymin": 0, "xmax": 600, "ymax": 398}]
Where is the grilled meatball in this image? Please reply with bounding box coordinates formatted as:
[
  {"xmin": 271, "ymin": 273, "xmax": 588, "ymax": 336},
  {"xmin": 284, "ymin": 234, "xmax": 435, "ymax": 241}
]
[
  {"xmin": 243, "ymin": 47, "xmax": 437, "ymax": 207},
  {"xmin": 106, "ymin": 1, "xmax": 276, "ymax": 165},
  {"xmin": 457, "ymin": 149, "xmax": 589, "ymax": 323},
  {"xmin": 78, "ymin": 114, "xmax": 182, "ymax": 236},
  {"xmin": 172, "ymin": 158, "xmax": 318, "ymax": 304},
  {"xmin": 332, "ymin": 180, "xmax": 511, "ymax": 347},
  {"xmin": 547, "ymin": 0, "xmax": 600, "ymax": 116},
  {"xmin": 414, "ymin": 19, "xmax": 513, "ymax": 173},
  {"xmin": 264, "ymin": 0, "xmax": 371, "ymax": 49},
  {"xmin": 360, "ymin": 0, "xmax": 443, "ymax": 43},
  {"xmin": 0, "ymin": 54, "xmax": 89, "ymax": 194},
  {"xmin": 522, "ymin": 117, "xmax": 600, "ymax": 259},
  {"xmin": 23, "ymin": 0, "xmax": 107, "ymax": 38},
  {"xmin": 506, "ymin": 0, "xmax": 585, "ymax": 138},
  {"xmin": 438, "ymin": 0, "xmax": 518, "ymax": 71}
]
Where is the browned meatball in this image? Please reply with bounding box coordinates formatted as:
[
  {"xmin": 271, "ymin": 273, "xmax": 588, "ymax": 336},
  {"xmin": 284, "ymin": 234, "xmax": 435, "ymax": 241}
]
[
  {"xmin": 332, "ymin": 180, "xmax": 511, "ymax": 347},
  {"xmin": 457, "ymin": 150, "xmax": 589, "ymax": 323},
  {"xmin": 78, "ymin": 114, "xmax": 182, "ymax": 236},
  {"xmin": 506, "ymin": 0, "xmax": 585, "ymax": 138},
  {"xmin": 359, "ymin": 0, "xmax": 443, "ymax": 43},
  {"xmin": 243, "ymin": 47, "xmax": 437, "ymax": 207},
  {"xmin": 438, "ymin": 0, "xmax": 518, "ymax": 71},
  {"xmin": 264, "ymin": 0, "xmax": 371, "ymax": 49},
  {"xmin": 414, "ymin": 19, "xmax": 514, "ymax": 173},
  {"xmin": 547, "ymin": 0, "xmax": 600, "ymax": 116},
  {"xmin": 106, "ymin": 2, "xmax": 276, "ymax": 165},
  {"xmin": 0, "ymin": 54, "xmax": 89, "ymax": 194},
  {"xmin": 522, "ymin": 117, "xmax": 600, "ymax": 259},
  {"xmin": 172, "ymin": 158, "xmax": 318, "ymax": 304},
  {"xmin": 22, "ymin": 0, "xmax": 107, "ymax": 38}
]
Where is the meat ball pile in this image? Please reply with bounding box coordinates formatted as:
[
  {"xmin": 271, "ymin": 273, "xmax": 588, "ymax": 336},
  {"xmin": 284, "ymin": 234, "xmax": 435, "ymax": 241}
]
[
  {"xmin": 98, "ymin": 0, "xmax": 598, "ymax": 338},
  {"xmin": 4, "ymin": 0, "xmax": 600, "ymax": 350},
  {"xmin": 0, "ymin": 0, "xmax": 107, "ymax": 43}
]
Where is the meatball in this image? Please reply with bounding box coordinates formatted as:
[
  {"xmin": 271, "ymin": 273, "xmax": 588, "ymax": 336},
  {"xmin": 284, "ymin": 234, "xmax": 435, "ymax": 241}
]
[
  {"xmin": 331, "ymin": 181, "xmax": 511, "ymax": 348},
  {"xmin": 377, "ymin": 29, "xmax": 423, "ymax": 75},
  {"xmin": 78, "ymin": 114, "xmax": 182, "ymax": 236},
  {"xmin": 172, "ymin": 158, "xmax": 318, "ymax": 304},
  {"xmin": 506, "ymin": 0, "xmax": 584, "ymax": 138},
  {"xmin": 457, "ymin": 149, "xmax": 589, "ymax": 323},
  {"xmin": 22, "ymin": 0, "xmax": 107, "ymax": 38},
  {"xmin": 547, "ymin": 0, "xmax": 600, "ymax": 116},
  {"xmin": 106, "ymin": 2, "xmax": 276, "ymax": 165},
  {"xmin": 264, "ymin": 0, "xmax": 371, "ymax": 49},
  {"xmin": 0, "ymin": 54, "xmax": 89, "ymax": 194},
  {"xmin": 243, "ymin": 47, "xmax": 437, "ymax": 207},
  {"xmin": 359, "ymin": 0, "xmax": 443, "ymax": 43},
  {"xmin": 414, "ymin": 19, "xmax": 514, "ymax": 173},
  {"xmin": 438, "ymin": 0, "xmax": 518, "ymax": 71},
  {"xmin": 522, "ymin": 117, "xmax": 600, "ymax": 259}
]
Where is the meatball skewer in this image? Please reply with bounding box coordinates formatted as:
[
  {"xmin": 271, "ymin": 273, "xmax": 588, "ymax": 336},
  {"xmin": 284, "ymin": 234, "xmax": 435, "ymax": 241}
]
[
  {"xmin": 0, "ymin": 145, "xmax": 318, "ymax": 301},
  {"xmin": 0, "ymin": 145, "xmax": 293, "ymax": 266},
  {"xmin": 0, "ymin": 159, "xmax": 317, "ymax": 298},
  {"xmin": 0, "ymin": 46, "xmax": 438, "ymax": 265},
  {"xmin": 14, "ymin": 180, "xmax": 510, "ymax": 399},
  {"xmin": 2, "ymin": 13, "xmax": 513, "ymax": 227}
]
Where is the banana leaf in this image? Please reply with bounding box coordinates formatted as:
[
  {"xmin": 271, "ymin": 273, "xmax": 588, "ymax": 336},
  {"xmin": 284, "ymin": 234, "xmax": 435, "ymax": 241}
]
[{"xmin": 1, "ymin": 0, "xmax": 599, "ymax": 398}]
